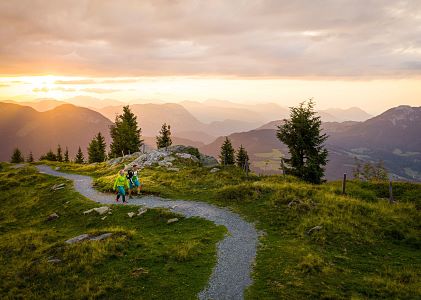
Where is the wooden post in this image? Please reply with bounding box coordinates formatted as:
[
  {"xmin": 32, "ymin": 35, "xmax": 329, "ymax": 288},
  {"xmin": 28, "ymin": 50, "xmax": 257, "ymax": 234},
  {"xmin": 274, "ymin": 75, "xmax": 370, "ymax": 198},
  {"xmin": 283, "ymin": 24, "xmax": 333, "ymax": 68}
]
[
  {"xmin": 389, "ymin": 180, "xmax": 394, "ymax": 203},
  {"xmin": 342, "ymin": 173, "xmax": 347, "ymax": 194}
]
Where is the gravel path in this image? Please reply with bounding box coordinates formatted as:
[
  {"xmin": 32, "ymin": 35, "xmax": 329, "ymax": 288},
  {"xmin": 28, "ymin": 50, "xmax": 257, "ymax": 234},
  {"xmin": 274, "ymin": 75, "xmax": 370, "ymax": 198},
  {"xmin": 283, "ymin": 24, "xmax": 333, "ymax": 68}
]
[{"xmin": 37, "ymin": 165, "xmax": 259, "ymax": 300}]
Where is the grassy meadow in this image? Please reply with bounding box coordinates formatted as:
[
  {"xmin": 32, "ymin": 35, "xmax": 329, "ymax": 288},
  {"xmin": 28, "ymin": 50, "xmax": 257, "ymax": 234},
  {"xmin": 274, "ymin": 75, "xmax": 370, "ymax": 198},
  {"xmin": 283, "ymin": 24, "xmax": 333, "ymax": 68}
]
[
  {"xmin": 0, "ymin": 163, "xmax": 225, "ymax": 299},
  {"xmin": 1, "ymin": 158, "xmax": 421, "ymax": 299},
  {"xmin": 40, "ymin": 159, "xmax": 421, "ymax": 299}
]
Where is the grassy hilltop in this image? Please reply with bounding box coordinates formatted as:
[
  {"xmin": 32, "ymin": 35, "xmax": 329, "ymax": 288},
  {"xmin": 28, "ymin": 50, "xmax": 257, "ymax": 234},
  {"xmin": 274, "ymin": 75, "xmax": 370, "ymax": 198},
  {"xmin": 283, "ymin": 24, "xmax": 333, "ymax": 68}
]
[
  {"xmin": 1, "ymin": 155, "xmax": 420, "ymax": 299},
  {"xmin": 0, "ymin": 163, "xmax": 225, "ymax": 299}
]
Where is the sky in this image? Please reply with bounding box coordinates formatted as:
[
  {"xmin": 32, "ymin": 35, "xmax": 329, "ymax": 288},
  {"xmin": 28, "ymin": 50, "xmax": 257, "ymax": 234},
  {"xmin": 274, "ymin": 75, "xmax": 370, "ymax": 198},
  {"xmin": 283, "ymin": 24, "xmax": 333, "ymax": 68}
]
[{"xmin": 1, "ymin": 0, "xmax": 421, "ymax": 114}]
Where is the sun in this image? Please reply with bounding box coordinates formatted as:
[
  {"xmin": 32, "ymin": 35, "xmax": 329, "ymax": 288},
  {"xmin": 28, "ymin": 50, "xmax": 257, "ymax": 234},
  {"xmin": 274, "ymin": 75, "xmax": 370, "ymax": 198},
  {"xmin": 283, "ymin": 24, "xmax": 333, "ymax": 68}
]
[{"xmin": 22, "ymin": 75, "xmax": 74, "ymax": 99}]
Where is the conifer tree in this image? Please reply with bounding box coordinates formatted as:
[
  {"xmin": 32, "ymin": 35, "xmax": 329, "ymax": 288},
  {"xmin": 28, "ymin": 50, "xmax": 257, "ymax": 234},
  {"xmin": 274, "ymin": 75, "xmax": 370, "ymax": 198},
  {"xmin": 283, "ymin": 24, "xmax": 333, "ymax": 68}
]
[
  {"xmin": 219, "ymin": 137, "xmax": 235, "ymax": 166},
  {"xmin": 74, "ymin": 146, "xmax": 85, "ymax": 164},
  {"xmin": 40, "ymin": 150, "xmax": 57, "ymax": 161},
  {"xmin": 236, "ymin": 144, "xmax": 250, "ymax": 171},
  {"xmin": 276, "ymin": 99, "xmax": 328, "ymax": 184},
  {"xmin": 27, "ymin": 151, "xmax": 34, "ymax": 163},
  {"xmin": 64, "ymin": 147, "xmax": 69, "ymax": 162},
  {"xmin": 56, "ymin": 144, "xmax": 63, "ymax": 162},
  {"xmin": 10, "ymin": 148, "xmax": 24, "ymax": 163},
  {"xmin": 156, "ymin": 123, "xmax": 172, "ymax": 149},
  {"xmin": 109, "ymin": 106, "xmax": 143, "ymax": 156},
  {"xmin": 88, "ymin": 132, "xmax": 107, "ymax": 163}
]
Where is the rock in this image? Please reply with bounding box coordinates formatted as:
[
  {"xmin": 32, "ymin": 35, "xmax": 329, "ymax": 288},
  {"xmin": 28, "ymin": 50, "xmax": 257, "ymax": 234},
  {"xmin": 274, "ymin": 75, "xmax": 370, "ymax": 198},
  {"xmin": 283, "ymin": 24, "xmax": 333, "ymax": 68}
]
[
  {"xmin": 158, "ymin": 161, "xmax": 173, "ymax": 167},
  {"xmin": 138, "ymin": 208, "xmax": 148, "ymax": 216},
  {"xmin": 93, "ymin": 206, "xmax": 110, "ymax": 215},
  {"xmin": 65, "ymin": 233, "xmax": 114, "ymax": 243},
  {"xmin": 176, "ymin": 152, "xmax": 199, "ymax": 162},
  {"xmin": 167, "ymin": 167, "xmax": 180, "ymax": 172},
  {"xmin": 65, "ymin": 234, "xmax": 91, "ymax": 244},
  {"xmin": 307, "ymin": 225, "xmax": 323, "ymax": 235},
  {"xmin": 127, "ymin": 212, "xmax": 136, "ymax": 218},
  {"xmin": 200, "ymin": 154, "xmax": 218, "ymax": 167},
  {"xmin": 47, "ymin": 258, "xmax": 62, "ymax": 264},
  {"xmin": 210, "ymin": 168, "xmax": 220, "ymax": 173},
  {"xmin": 51, "ymin": 183, "xmax": 65, "ymax": 191},
  {"xmin": 167, "ymin": 218, "xmax": 179, "ymax": 224},
  {"xmin": 101, "ymin": 216, "xmax": 107, "ymax": 220},
  {"xmin": 47, "ymin": 213, "xmax": 59, "ymax": 221},
  {"xmin": 108, "ymin": 211, "xmax": 112, "ymax": 215},
  {"xmin": 163, "ymin": 156, "xmax": 176, "ymax": 162},
  {"xmin": 90, "ymin": 233, "xmax": 113, "ymax": 241},
  {"xmin": 83, "ymin": 209, "xmax": 94, "ymax": 215},
  {"xmin": 83, "ymin": 207, "xmax": 110, "ymax": 215}
]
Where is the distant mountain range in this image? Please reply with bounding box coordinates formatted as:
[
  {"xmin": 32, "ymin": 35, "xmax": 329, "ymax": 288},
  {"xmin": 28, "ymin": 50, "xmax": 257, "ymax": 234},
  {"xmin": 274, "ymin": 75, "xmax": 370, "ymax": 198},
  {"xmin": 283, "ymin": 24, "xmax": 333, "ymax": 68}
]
[
  {"xmin": 2, "ymin": 99, "xmax": 417, "ymax": 181},
  {"xmin": 0, "ymin": 103, "xmax": 113, "ymax": 161},
  {"xmin": 201, "ymin": 105, "xmax": 421, "ymax": 181}
]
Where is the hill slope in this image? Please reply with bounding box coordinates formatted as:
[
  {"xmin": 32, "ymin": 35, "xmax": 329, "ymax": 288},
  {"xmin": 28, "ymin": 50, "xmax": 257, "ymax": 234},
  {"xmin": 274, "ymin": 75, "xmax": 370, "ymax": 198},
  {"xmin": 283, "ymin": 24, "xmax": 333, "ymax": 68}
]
[
  {"xmin": 41, "ymin": 157, "xmax": 421, "ymax": 299},
  {"xmin": 0, "ymin": 103, "xmax": 113, "ymax": 161}
]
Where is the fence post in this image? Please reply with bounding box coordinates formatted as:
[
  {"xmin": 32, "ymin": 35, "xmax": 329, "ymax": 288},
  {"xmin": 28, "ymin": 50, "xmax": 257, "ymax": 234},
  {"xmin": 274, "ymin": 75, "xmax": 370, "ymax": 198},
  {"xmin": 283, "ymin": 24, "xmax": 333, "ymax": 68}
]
[
  {"xmin": 342, "ymin": 173, "xmax": 347, "ymax": 194},
  {"xmin": 389, "ymin": 180, "xmax": 394, "ymax": 203}
]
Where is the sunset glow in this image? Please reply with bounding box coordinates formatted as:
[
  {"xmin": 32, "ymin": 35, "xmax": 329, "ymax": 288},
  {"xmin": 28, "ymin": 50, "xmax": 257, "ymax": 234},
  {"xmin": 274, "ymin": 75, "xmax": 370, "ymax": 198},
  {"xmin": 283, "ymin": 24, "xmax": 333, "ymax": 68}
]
[{"xmin": 0, "ymin": 1, "xmax": 421, "ymax": 112}]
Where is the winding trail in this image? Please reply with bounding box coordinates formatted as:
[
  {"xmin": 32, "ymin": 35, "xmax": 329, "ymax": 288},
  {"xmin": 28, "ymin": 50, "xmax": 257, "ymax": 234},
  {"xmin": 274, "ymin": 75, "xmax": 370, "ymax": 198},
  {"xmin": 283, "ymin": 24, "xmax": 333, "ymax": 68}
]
[{"xmin": 37, "ymin": 165, "xmax": 258, "ymax": 300}]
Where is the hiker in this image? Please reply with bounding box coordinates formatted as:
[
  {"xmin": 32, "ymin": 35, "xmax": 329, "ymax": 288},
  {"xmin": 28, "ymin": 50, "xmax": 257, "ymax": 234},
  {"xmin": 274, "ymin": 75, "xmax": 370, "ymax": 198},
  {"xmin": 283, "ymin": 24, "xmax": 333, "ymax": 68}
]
[
  {"xmin": 126, "ymin": 164, "xmax": 141, "ymax": 198},
  {"xmin": 131, "ymin": 165, "xmax": 142, "ymax": 196},
  {"xmin": 113, "ymin": 169, "xmax": 129, "ymax": 203}
]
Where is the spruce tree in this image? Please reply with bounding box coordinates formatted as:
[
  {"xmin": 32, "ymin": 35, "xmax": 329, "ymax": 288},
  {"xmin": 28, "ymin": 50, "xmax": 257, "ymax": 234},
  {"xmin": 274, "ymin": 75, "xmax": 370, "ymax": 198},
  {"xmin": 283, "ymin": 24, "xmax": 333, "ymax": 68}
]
[
  {"xmin": 27, "ymin": 151, "xmax": 34, "ymax": 163},
  {"xmin": 156, "ymin": 123, "xmax": 172, "ymax": 149},
  {"xmin": 64, "ymin": 147, "xmax": 69, "ymax": 162},
  {"xmin": 40, "ymin": 150, "xmax": 57, "ymax": 161},
  {"xmin": 10, "ymin": 148, "xmax": 24, "ymax": 163},
  {"xmin": 109, "ymin": 106, "xmax": 143, "ymax": 157},
  {"xmin": 74, "ymin": 146, "xmax": 84, "ymax": 164},
  {"xmin": 276, "ymin": 99, "xmax": 328, "ymax": 184},
  {"xmin": 56, "ymin": 144, "xmax": 63, "ymax": 162},
  {"xmin": 219, "ymin": 137, "xmax": 235, "ymax": 166},
  {"xmin": 236, "ymin": 144, "xmax": 250, "ymax": 171},
  {"xmin": 88, "ymin": 132, "xmax": 107, "ymax": 163}
]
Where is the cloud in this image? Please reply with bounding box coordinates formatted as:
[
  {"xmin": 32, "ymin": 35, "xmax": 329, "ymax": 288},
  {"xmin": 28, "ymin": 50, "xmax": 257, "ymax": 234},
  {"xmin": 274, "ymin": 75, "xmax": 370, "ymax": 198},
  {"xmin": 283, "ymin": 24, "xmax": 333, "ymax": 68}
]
[
  {"xmin": 33, "ymin": 87, "xmax": 49, "ymax": 92},
  {"xmin": 81, "ymin": 88, "xmax": 119, "ymax": 94},
  {"xmin": 54, "ymin": 79, "xmax": 96, "ymax": 84},
  {"xmin": 0, "ymin": 0, "xmax": 421, "ymax": 78},
  {"xmin": 53, "ymin": 87, "xmax": 76, "ymax": 92}
]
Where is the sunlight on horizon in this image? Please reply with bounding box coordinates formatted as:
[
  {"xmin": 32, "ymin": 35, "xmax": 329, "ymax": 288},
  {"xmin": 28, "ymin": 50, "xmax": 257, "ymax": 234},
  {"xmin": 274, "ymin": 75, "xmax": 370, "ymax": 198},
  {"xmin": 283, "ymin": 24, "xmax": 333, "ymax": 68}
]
[{"xmin": 1, "ymin": 75, "xmax": 421, "ymax": 114}]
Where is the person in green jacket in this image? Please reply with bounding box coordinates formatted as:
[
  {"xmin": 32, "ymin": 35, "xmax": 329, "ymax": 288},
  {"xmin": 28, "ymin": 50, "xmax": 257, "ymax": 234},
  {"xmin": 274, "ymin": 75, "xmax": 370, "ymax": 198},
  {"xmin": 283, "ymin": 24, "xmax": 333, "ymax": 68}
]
[{"xmin": 113, "ymin": 169, "xmax": 129, "ymax": 203}]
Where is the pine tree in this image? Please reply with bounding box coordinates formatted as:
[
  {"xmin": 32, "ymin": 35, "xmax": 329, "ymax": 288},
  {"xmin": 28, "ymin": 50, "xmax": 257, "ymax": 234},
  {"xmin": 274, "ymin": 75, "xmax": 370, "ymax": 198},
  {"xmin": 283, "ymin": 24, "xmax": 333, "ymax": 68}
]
[
  {"xmin": 109, "ymin": 105, "xmax": 143, "ymax": 157},
  {"xmin": 40, "ymin": 150, "xmax": 57, "ymax": 161},
  {"xmin": 56, "ymin": 144, "xmax": 63, "ymax": 162},
  {"xmin": 74, "ymin": 146, "xmax": 84, "ymax": 164},
  {"xmin": 64, "ymin": 147, "xmax": 69, "ymax": 162},
  {"xmin": 219, "ymin": 137, "xmax": 235, "ymax": 166},
  {"xmin": 88, "ymin": 132, "xmax": 107, "ymax": 163},
  {"xmin": 27, "ymin": 151, "xmax": 34, "ymax": 163},
  {"xmin": 357, "ymin": 160, "xmax": 388, "ymax": 181},
  {"xmin": 10, "ymin": 148, "xmax": 24, "ymax": 163},
  {"xmin": 276, "ymin": 99, "xmax": 328, "ymax": 184},
  {"xmin": 236, "ymin": 144, "xmax": 250, "ymax": 171},
  {"xmin": 156, "ymin": 123, "xmax": 172, "ymax": 149}
]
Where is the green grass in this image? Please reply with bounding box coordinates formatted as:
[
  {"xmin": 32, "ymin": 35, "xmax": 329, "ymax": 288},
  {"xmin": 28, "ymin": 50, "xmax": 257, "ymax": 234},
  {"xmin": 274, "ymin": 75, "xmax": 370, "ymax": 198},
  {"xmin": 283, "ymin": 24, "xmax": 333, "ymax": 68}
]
[
  {"xmin": 0, "ymin": 163, "xmax": 226, "ymax": 299},
  {"xmin": 44, "ymin": 160, "xmax": 421, "ymax": 299}
]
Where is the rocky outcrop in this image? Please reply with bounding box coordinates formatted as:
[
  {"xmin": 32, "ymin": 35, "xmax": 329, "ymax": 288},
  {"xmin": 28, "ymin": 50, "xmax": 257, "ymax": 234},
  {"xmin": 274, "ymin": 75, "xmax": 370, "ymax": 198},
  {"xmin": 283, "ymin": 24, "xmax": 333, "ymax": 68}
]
[{"xmin": 106, "ymin": 145, "xmax": 218, "ymax": 169}]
